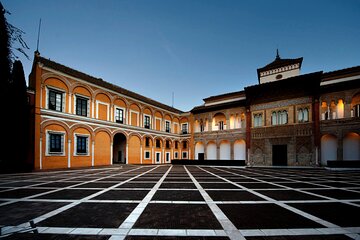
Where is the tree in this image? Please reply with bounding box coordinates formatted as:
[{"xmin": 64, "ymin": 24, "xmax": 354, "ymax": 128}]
[{"xmin": 0, "ymin": 2, "xmax": 11, "ymax": 91}]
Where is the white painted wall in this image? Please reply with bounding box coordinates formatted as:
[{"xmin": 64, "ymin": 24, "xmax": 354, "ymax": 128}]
[
  {"xmin": 195, "ymin": 142, "xmax": 205, "ymax": 160},
  {"xmin": 207, "ymin": 143, "xmax": 217, "ymax": 160},
  {"xmin": 343, "ymin": 133, "xmax": 360, "ymax": 160},
  {"xmin": 321, "ymin": 135, "xmax": 337, "ymax": 165},
  {"xmin": 260, "ymin": 69, "xmax": 300, "ymax": 84},
  {"xmin": 234, "ymin": 140, "xmax": 246, "ymax": 160},
  {"xmin": 220, "ymin": 141, "xmax": 231, "ymax": 160}
]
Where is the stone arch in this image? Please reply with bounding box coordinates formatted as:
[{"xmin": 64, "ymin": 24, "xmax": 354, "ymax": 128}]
[
  {"xmin": 41, "ymin": 120, "xmax": 70, "ymax": 136},
  {"xmin": 321, "ymin": 134, "xmax": 337, "ymax": 166},
  {"xmin": 69, "ymin": 123, "xmax": 94, "ymax": 138},
  {"xmin": 234, "ymin": 139, "xmax": 246, "ymax": 160},
  {"xmin": 94, "ymin": 130, "xmax": 111, "ymax": 166},
  {"xmin": 212, "ymin": 112, "xmax": 226, "ymax": 131},
  {"xmin": 128, "ymin": 135, "xmax": 141, "ymax": 164},
  {"xmin": 219, "ymin": 140, "xmax": 231, "ymax": 160},
  {"xmin": 72, "ymin": 84, "xmax": 94, "ymax": 99},
  {"xmin": 343, "ymin": 132, "xmax": 360, "ymax": 160},
  {"xmin": 207, "ymin": 141, "xmax": 217, "ymax": 160},
  {"xmin": 42, "ymin": 73, "xmax": 71, "ymax": 88},
  {"xmin": 195, "ymin": 142, "xmax": 205, "ymax": 160}
]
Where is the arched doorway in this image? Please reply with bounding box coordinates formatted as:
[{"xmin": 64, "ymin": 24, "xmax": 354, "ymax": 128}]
[
  {"xmin": 195, "ymin": 142, "xmax": 205, "ymax": 160},
  {"xmin": 321, "ymin": 134, "xmax": 337, "ymax": 166},
  {"xmin": 220, "ymin": 140, "xmax": 230, "ymax": 160},
  {"xmin": 113, "ymin": 133, "xmax": 126, "ymax": 164},
  {"xmin": 343, "ymin": 133, "xmax": 360, "ymax": 160},
  {"xmin": 207, "ymin": 142, "xmax": 217, "ymax": 160},
  {"xmin": 234, "ymin": 140, "xmax": 246, "ymax": 160}
]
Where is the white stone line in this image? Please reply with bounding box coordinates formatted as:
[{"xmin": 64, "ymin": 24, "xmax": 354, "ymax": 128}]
[
  {"xmin": 203, "ymin": 166, "xmax": 360, "ymax": 240},
  {"xmin": 184, "ymin": 166, "xmax": 246, "ymax": 240},
  {"xmin": 12, "ymin": 166, "xmax": 159, "ymax": 229},
  {"xmin": 108, "ymin": 165, "xmax": 172, "ymax": 240}
]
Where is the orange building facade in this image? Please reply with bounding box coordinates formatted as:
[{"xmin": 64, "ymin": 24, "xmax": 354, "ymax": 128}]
[{"xmin": 29, "ymin": 54, "xmax": 192, "ymax": 170}]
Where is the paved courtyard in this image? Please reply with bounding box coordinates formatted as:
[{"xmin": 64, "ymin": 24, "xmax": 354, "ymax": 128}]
[{"xmin": 0, "ymin": 165, "xmax": 360, "ymax": 240}]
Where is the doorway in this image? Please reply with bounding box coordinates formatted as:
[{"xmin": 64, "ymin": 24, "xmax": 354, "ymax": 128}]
[
  {"xmin": 198, "ymin": 153, "xmax": 204, "ymax": 161},
  {"xmin": 113, "ymin": 133, "xmax": 126, "ymax": 164},
  {"xmin": 272, "ymin": 145, "xmax": 287, "ymax": 166},
  {"xmin": 156, "ymin": 152, "xmax": 161, "ymax": 164}
]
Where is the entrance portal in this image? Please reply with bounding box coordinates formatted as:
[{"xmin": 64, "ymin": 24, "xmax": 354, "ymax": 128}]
[
  {"xmin": 272, "ymin": 145, "xmax": 287, "ymax": 166},
  {"xmin": 198, "ymin": 153, "xmax": 204, "ymax": 161},
  {"xmin": 113, "ymin": 133, "xmax": 126, "ymax": 164}
]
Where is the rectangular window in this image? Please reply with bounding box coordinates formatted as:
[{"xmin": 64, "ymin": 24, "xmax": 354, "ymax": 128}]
[
  {"xmin": 145, "ymin": 137, "xmax": 150, "ymax": 147},
  {"xmin": 182, "ymin": 123, "xmax": 188, "ymax": 134},
  {"xmin": 156, "ymin": 139, "xmax": 161, "ymax": 148},
  {"xmin": 76, "ymin": 136, "xmax": 88, "ymax": 155},
  {"xmin": 144, "ymin": 115, "xmax": 151, "ymax": 129},
  {"xmin": 183, "ymin": 141, "xmax": 187, "ymax": 149},
  {"xmin": 174, "ymin": 152, "xmax": 178, "ymax": 159},
  {"xmin": 48, "ymin": 89, "xmax": 63, "ymax": 112},
  {"xmin": 49, "ymin": 133, "xmax": 63, "ymax": 154},
  {"xmin": 166, "ymin": 152, "xmax": 171, "ymax": 162},
  {"xmin": 76, "ymin": 96, "xmax": 88, "ymax": 117},
  {"xmin": 182, "ymin": 151, "xmax": 188, "ymax": 159},
  {"xmin": 144, "ymin": 151, "xmax": 150, "ymax": 159},
  {"xmin": 165, "ymin": 121, "xmax": 171, "ymax": 133},
  {"xmin": 115, "ymin": 108, "xmax": 124, "ymax": 123}
]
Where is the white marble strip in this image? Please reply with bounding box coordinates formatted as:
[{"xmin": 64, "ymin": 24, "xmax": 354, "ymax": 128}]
[{"xmin": 184, "ymin": 166, "xmax": 246, "ymax": 240}]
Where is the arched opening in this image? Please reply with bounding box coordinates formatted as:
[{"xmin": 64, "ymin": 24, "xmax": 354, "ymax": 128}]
[
  {"xmin": 234, "ymin": 140, "xmax": 246, "ymax": 160},
  {"xmin": 351, "ymin": 93, "xmax": 360, "ymax": 117},
  {"xmin": 194, "ymin": 120, "xmax": 200, "ymax": 133},
  {"xmin": 337, "ymin": 99, "xmax": 344, "ymax": 119},
  {"xmin": 195, "ymin": 142, "xmax": 205, "ymax": 160},
  {"xmin": 220, "ymin": 140, "xmax": 230, "ymax": 160},
  {"xmin": 207, "ymin": 142, "xmax": 217, "ymax": 160},
  {"xmin": 113, "ymin": 133, "xmax": 127, "ymax": 164},
  {"xmin": 230, "ymin": 115, "xmax": 235, "ymax": 129},
  {"xmin": 343, "ymin": 133, "xmax": 360, "ymax": 160},
  {"xmin": 321, "ymin": 134, "xmax": 337, "ymax": 166},
  {"xmin": 212, "ymin": 112, "xmax": 226, "ymax": 131}
]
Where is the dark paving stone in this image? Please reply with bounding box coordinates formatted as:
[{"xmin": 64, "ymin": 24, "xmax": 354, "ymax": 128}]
[
  {"xmin": 317, "ymin": 182, "xmax": 359, "ymax": 188},
  {"xmin": 289, "ymin": 202, "xmax": 360, "ymax": 227},
  {"xmin": 164, "ymin": 178, "xmax": 192, "ymax": 182},
  {"xmin": 197, "ymin": 178, "xmax": 227, "ymax": 182},
  {"xmin": 125, "ymin": 237, "xmax": 229, "ymax": 240},
  {"xmin": 38, "ymin": 202, "xmax": 137, "ymax": 228},
  {"xmin": 277, "ymin": 182, "xmax": 322, "ymax": 188},
  {"xmin": 132, "ymin": 178, "xmax": 161, "ymax": 182},
  {"xmin": 160, "ymin": 183, "xmax": 196, "ymax": 189},
  {"xmin": 256, "ymin": 190, "xmax": 326, "ymax": 200},
  {"xmin": 0, "ymin": 201, "xmax": 67, "ymax": 225},
  {"xmin": 73, "ymin": 182, "xmax": 117, "ymax": 188},
  {"xmin": 134, "ymin": 203, "xmax": 222, "ymax": 229},
  {"xmin": 0, "ymin": 188, "xmax": 52, "ymax": 198},
  {"xmin": 207, "ymin": 190, "xmax": 265, "ymax": 201},
  {"xmin": 152, "ymin": 190, "xmax": 204, "ymax": 201},
  {"xmin": 3, "ymin": 233, "xmax": 110, "ymax": 240},
  {"xmin": 237, "ymin": 183, "xmax": 284, "ymax": 189},
  {"xmin": 200, "ymin": 183, "xmax": 239, "ymax": 189},
  {"xmin": 116, "ymin": 183, "xmax": 156, "ymax": 188},
  {"xmin": 307, "ymin": 189, "xmax": 360, "ymax": 200},
  {"xmin": 0, "ymin": 181, "xmax": 43, "ymax": 187},
  {"xmin": 93, "ymin": 190, "xmax": 149, "ymax": 200},
  {"xmin": 37, "ymin": 182, "xmax": 80, "ymax": 188},
  {"xmin": 245, "ymin": 235, "xmax": 353, "ymax": 240},
  {"xmin": 219, "ymin": 204, "xmax": 322, "ymax": 229},
  {"xmin": 34, "ymin": 189, "xmax": 98, "ymax": 200}
]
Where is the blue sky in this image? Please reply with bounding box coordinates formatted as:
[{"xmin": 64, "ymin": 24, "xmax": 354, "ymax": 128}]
[{"xmin": 3, "ymin": 0, "xmax": 360, "ymax": 111}]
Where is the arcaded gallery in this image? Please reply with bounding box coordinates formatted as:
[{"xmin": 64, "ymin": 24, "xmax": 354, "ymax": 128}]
[{"xmin": 28, "ymin": 52, "xmax": 360, "ymax": 170}]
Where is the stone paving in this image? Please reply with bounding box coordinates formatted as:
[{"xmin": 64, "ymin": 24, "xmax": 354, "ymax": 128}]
[{"xmin": 0, "ymin": 165, "xmax": 360, "ymax": 239}]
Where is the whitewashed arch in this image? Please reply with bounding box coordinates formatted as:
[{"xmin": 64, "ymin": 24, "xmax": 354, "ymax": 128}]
[
  {"xmin": 220, "ymin": 141, "xmax": 231, "ymax": 160},
  {"xmin": 234, "ymin": 140, "xmax": 246, "ymax": 160},
  {"xmin": 195, "ymin": 142, "xmax": 205, "ymax": 160},
  {"xmin": 343, "ymin": 133, "xmax": 360, "ymax": 160},
  {"xmin": 321, "ymin": 134, "xmax": 337, "ymax": 166},
  {"xmin": 206, "ymin": 142, "xmax": 217, "ymax": 160}
]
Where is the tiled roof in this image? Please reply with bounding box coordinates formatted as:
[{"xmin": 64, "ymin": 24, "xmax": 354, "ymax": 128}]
[
  {"xmin": 203, "ymin": 90, "xmax": 245, "ymax": 102},
  {"xmin": 191, "ymin": 100, "xmax": 246, "ymax": 113},
  {"xmin": 35, "ymin": 56, "xmax": 184, "ymax": 114}
]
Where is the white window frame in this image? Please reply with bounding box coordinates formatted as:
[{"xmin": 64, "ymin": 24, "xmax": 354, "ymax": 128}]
[
  {"xmin": 46, "ymin": 86, "xmax": 66, "ymax": 112},
  {"xmin": 74, "ymin": 94, "xmax": 90, "ymax": 117},
  {"xmin": 96, "ymin": 100, "xmax": 110, "ymax": 121},
  {"xmin": 46, "ymin": 130, "xmax": 66, "ymax": 156},
  {"xmin": 165, "ymin": 120, "xmax": 171, "ymax": 133},
  {"xmin": 144, "ymin": 150, "xmax": 151, "ymax": 159},
  {"xmin": 129, "ymin": 110, "xmax": 139, "ymax": 126},
  {"xmin": 182, "ymin": 151, "xmax": 188, "ymax": 159},
  {"xmin": 114, "ymin": 106, "xmax": 126, "ymax": 124},
  {"xmin": 165, "ymin": 152, "xmax": 171, "ymax": 163},
  {"xmin": 174, "ymin": 152, "xmax": 179, "ymax": 159},
  {"xmin": 181, "ymin": 123, "xmax": 188, "ymax": 134},
  {"xmin": 155, "ymin": 151, "xmax": 161, "ymax": 163},
  {"xmin": 143, "ymin": 114, "xmax": 152, "ymax": 129},
  {"xmin": 74, "ymin": 133, "xmax": 90, "ymax": 156}
]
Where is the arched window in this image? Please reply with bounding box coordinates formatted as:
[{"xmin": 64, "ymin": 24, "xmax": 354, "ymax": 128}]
[
  {"xmin": 281, "ymin": 110, "xmax": 288, "ymax": 124},
  {"xmin": 272, "ymin": 112, "xmax": 277, "ymax": 125},
  {"xmin": 277, "ymin": 111, "xmax": 282, "ymax": 124},
  {"xmin": 303, "ymin": 108, "xmax": 309, "ymax": 122},
  {"xmin": 254, "ymin": 113, "xmax": 263, "ymax": 127},
  {"xmin": 298, "ymin": 109, "xmax": 303, "ymax": 122}
]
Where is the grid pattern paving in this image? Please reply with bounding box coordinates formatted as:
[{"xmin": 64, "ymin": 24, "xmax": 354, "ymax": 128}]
[{"xmin": 1, "ymin": 165, "xmax": 360, "ymax": 240}]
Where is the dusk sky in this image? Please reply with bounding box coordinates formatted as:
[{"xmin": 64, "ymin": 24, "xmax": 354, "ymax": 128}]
[{"xmin": 3, "ymin": 0, "xmax": 360, "ymax": 111}]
